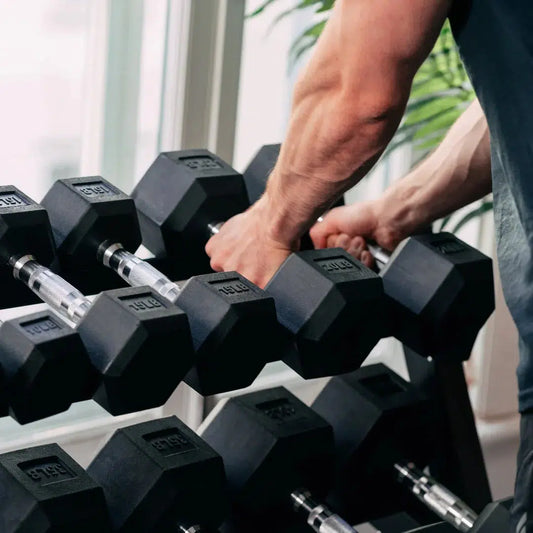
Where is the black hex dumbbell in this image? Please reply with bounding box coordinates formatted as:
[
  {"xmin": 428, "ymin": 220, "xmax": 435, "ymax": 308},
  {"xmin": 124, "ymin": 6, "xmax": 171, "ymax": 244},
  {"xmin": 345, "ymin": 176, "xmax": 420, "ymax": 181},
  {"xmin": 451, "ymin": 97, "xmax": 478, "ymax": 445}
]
[
  {"xmin": 0, "ymin": 310, "xmax": 95, "ymax": 424},
  {"xmin": 199, "ymin": 387, "xmax": 358, "ymax": 533},
  {"xmin": 309, "ymin": 364, "xmax": 510, "ymax": 531},
  {"xmin": 310, "ymin": 363, "xmax": 435, "ymax": 525},
  {"xmin": 365, "ymin": 235, "xmax": 494, "ymax": 362},
  {"xmin": 88, "ymin": 416, "xmax": 228, "ymax": 532},
  {"xmin": 243, "ymin": 144, "xmax": 495, "ymax": 363},
  {"xmin": 131, "ymin": 149, "xmax": 387, "ymax": 379},
  {"xmin": 0, "ymin": 186, "xmax": 194, "ymax": 415},
  {"xmin": 0, "ymin": 443, "xmax": 111, "ymax": 532},
  {"xmin": 41, "ymin": 177, "xmax": 282, "ymax": 395}
]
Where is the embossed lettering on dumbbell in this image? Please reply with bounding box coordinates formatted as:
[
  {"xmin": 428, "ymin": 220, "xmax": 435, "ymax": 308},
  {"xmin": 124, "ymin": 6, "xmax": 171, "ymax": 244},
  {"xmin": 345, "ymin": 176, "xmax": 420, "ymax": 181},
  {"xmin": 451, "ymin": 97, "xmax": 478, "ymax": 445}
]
[
  {"xmin": 119, "ymin": 293, "xmax": 165, "ymax": 312},
  {"xmin": 431, "ymin": 238, "xmax": 467, "ymax": 255},
  {"xmin": 0, "ymin": 191, "xmax": 28, "ymax": 208},
  {"xmin": 21, "ymin": 457, "xmax": 76, "ymax": 485},
  {"xmin": 21, "ymin": 316, "xmax": 62, "ymax": 336},
  {"xmin": 315, "ymin": 256, "xmax": 360, "ymax": 274},
  {"xmin": 145, "ymin": 428, "xmax": 197, "ymax": 457},
  {"xmin": 176, "ymin": 155, "xmax": 223, "ymax": 171},
  {"xmin": 209, "ymin": 278, "xmax": 251, "ymax": 296},
  {"xmin": 257, "ymin": 398, "xmax": 300, "ymax": 422},
  {"xmin": 73, "ymin": 181, "xmax": 118, "ymax": 198}
]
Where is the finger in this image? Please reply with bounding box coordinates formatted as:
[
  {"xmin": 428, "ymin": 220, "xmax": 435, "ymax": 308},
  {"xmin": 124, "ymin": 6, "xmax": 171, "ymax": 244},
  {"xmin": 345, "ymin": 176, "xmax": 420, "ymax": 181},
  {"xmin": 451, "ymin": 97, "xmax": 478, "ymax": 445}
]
[
  {"xmin": 310, "ymin": 209, "xmax": 345, "ymax": 248},
  {"xmin": 360, "ymin": 250, "xmax": 375, "ymax": 269},
  {"xmin": 347, "ymin": 240, "xmax": 362, "ymax": 260},
  {"xmin": 326, "ymin": 234, "xmax": 340, "ymax": 249},
  {"xmin": 346, "ymin": 236, "xmax": 365, "ymax": 259},
  {"xmin": 335, "ymin": 233, "xmax": 351, "ymax": 250},
  {"xmin": 205, "ymin": 235, "xmax": 215, "ymax": 257},
  {"xmin": 351, "ymin": 236, "xmax": 366, "ymax": 252},
  {"xmin": 318, "ymin": 204, "xmax": 376, "ymax": 242},
  {"xmin": 210, "ymin": 257, "xmax": 223, "ymax": 272},
  {"xmin": 310, "ymin": 222, "xmax": 335, "ymax": 249}
]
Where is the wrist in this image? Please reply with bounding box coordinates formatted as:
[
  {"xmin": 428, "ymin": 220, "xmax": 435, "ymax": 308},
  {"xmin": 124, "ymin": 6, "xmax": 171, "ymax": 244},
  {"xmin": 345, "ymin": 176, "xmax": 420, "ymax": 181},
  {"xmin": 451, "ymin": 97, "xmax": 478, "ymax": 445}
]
[
  {"xmin": 252, "ymin": 193, "xmax": 302, "ymax": 250},
  {"xmin": 376, "ymin": 181, "xmax": 430, "ymax": 247},
  {"xmin": 257, "ymin": 163, "xmax": 332, "ymax": 249}
]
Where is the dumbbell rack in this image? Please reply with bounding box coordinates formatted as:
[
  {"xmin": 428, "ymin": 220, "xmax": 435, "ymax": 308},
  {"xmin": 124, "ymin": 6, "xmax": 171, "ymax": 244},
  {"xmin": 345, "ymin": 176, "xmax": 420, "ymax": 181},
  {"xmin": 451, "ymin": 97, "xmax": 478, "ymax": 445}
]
[
  {"xmin": 0, "ymin": 318, "xmax": 499, "ymax": 531},
  {"xmin": 404, "ymin": 347, "xmax": 492, "ymax": 514},
  {"xmin": 0, "ymin": 322, "xmax": 494, "ymax": 529},
  {"xmin": 0, "ymin": 300, "xmax": 493, "ymax": 514}
]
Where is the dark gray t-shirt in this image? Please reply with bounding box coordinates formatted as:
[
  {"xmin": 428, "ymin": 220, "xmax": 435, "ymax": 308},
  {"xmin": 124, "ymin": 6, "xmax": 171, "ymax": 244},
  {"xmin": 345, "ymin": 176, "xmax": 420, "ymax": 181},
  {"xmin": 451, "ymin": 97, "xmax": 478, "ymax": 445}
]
[{"xmin": 450, "ymin": 1, "xmax": 533, "ymax": 412}]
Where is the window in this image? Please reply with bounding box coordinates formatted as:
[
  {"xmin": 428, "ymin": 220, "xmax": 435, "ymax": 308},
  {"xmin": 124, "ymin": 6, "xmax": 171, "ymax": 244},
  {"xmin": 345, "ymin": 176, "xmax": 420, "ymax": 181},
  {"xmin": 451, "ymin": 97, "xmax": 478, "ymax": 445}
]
[
  {"xmin": 0, "ymin": 0, "xmax": 186, "ymax": 455},
  {"xmin": 0, "ymin": 1, "xmax": 91, "ymax": 200}
]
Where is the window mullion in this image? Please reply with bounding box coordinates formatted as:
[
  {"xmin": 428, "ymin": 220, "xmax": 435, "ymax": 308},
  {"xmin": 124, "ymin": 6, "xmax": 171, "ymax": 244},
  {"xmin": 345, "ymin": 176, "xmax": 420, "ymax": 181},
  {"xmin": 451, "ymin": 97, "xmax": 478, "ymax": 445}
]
[
  {"xmin": 159, "ymin": 0, "xmax": 245, "ymax": 164},
  {"xmin": 100, "ymin": 0, "xmax": 144, "ymax": 190}
]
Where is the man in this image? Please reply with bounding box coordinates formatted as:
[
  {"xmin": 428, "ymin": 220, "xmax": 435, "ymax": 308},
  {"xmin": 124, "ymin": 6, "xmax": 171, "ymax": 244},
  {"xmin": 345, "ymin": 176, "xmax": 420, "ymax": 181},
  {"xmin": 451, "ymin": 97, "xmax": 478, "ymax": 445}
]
[{"xmin": 205, "ymin": 1, "xmax": 533, "ymax": 529}]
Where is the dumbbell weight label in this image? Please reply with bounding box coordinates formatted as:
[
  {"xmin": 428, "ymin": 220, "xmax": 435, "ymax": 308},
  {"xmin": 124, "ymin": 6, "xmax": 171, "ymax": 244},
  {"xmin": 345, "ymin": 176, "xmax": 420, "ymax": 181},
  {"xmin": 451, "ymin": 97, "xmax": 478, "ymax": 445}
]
[
  {"xmin": 359, "ymin": 373, "xmax": 405, "ymax": 399},
  {"xmin": 314, "ymin": 256, "xmax": 361, "ymax": 275},
  {"xmin": 430, "ymin": 238, "xmax": 467, "ymax": 255},
  {"xmin": 209, "ymin": 278, "xmax": 251, "ymax": 297},
  {"xmin": 119, "ymin": 293, "xmax": 165, "ymax": 313},
  {"xmin": 170, "ymin": 154, "xmax": 223, "ymax": 171},
  {"xmin": 73, "ymin": 181, "xmax": 119, "ymax": 198},
  {"xmin": 21, "ymin": 315, "xmax": 62, "ymax": 337},
  {"xmin": 19, "ymin": 457, "xmax": 76, "ymax": 486},
  {"xmin": 0, "ymin": 191, "xmax": 29, "ymax": 209},
  {"xmin": 144, "ymin": 428, "xmax": 197, "ymax": 457},
  {"xmin": 256, "ymin": 398, "xmax": 304, "ymax": 424}
]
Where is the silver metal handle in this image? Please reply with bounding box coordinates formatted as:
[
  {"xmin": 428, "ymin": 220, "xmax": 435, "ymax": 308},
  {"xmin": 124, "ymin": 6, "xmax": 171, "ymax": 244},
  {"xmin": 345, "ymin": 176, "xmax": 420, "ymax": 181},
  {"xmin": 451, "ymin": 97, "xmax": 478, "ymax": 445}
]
[
  {"xmin": 395, "ymin": 463, "xmax": 477, "ymax": 532},
  {"xmin": 291, "ymin": 490, "xmax": 358, "ymax": 533},
  {"xmin": 12, "ymin": 255, "xmax": 91, "ymax": 323},
  {"xmin": 367, "ymin": 243, "xmax": 390, "ymax": 269},
  {"xmin": 207, "ymin": 222, "xmax": 224, "ymax": 236},
  {"xmin": 100, "ymin": 244, "xmax": 181, "ymax": 304}
]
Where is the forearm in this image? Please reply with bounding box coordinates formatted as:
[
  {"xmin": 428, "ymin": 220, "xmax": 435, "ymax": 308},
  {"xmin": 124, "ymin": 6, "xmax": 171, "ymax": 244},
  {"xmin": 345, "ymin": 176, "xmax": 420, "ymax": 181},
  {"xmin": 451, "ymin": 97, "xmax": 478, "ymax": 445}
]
[
  {"xmin": 259, "ymin": 0, "xmax": 450, "ymax": 246},
  {"xmin": 263, "ymin": 79, "xmax": 404, "ymax": 246},
  {"xmin": 379, "ymin": 99, "xmax": 492, "ymax": 236}
]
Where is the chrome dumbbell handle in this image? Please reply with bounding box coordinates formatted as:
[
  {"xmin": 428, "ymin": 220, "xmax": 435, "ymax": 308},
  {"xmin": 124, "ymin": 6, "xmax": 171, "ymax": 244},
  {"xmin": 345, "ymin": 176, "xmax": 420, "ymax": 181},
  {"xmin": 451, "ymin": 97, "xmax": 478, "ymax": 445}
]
[
  {"xmin": 395, "ymin": 462, "xmax": 477, "ymax": 532},
  {"xmin": 100, "ymin": 243, "xmax": 181, "ymax": 303},
  {"xmin": 292, "ymin": 490, "xmax": 358, "ymax": 533},
  {"xmin": 12, "ymin": 255, "xmax": 91, "ymax": 323}
]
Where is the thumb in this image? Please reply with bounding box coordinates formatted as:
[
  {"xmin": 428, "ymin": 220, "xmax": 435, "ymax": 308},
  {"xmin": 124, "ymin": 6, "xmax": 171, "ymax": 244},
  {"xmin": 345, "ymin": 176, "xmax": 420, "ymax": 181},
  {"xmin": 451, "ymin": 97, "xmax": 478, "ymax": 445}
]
[{"xmin": 310, "ymin": 204, "xmax": 376, "ymax": 249}]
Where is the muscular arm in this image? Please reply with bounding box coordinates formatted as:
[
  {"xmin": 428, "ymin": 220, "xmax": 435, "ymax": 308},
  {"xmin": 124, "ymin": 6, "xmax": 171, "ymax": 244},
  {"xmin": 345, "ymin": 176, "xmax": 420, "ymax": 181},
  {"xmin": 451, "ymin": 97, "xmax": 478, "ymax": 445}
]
[
  {"xmin": 310, "ymin": 99, "xmax": 492, "ymax": 264},
  {"xmin": 207, "ymin": 0, "xmax": 452, "ymax": 286},
  {"xmin": 263, "ymin": 0, "xmax": 452, "ymax": 246},
  {"xmin": 380, "ymin": 99, "xmax": 491, "ymax": 238}
]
